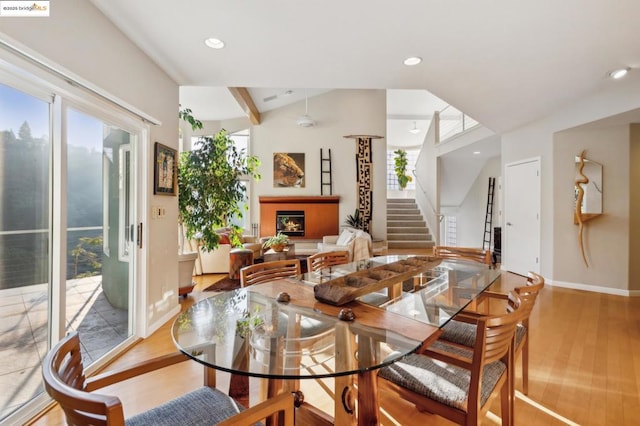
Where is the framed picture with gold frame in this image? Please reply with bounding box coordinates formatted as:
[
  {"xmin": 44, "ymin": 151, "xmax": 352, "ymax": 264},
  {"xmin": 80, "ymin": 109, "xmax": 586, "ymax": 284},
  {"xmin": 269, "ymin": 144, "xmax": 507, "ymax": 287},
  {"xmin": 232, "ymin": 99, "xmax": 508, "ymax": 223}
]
[{"xmin": 154, "ymin": 142, "xmax": 177, "ymax": 196}]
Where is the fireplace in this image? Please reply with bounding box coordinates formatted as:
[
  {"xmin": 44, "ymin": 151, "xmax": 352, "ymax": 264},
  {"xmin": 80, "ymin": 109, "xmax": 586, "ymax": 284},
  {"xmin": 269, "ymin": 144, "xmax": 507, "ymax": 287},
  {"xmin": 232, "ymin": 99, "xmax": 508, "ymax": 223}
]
[
  {"xmin": 276, "ymin": 210, "xmax": 305, "ymax": 237},
  {"xmin": 259, "ymin": 196, "xmax": 339, "ymax": 239}
]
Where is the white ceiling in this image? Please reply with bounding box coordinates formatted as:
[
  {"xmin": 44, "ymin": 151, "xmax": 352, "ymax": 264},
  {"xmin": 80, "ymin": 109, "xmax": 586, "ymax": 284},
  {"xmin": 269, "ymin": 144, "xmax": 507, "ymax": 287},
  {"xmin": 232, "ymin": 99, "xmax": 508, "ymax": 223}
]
[{"xmin": 90, "ymin": 0, "xmax": 640, "ymax": 135}]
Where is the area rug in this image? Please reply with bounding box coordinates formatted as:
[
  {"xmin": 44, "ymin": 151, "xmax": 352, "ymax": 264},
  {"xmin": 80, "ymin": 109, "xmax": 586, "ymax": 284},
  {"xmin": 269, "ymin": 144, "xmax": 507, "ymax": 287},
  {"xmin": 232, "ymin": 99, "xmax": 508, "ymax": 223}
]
[{"xmin": 203, "ymin": 277, "xmax": 241, "ymax": 292}]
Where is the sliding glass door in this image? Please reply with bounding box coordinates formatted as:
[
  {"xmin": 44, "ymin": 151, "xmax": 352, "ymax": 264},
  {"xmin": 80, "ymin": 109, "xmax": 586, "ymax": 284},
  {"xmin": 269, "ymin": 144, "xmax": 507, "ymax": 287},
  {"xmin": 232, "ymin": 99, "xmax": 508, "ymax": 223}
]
[
  {"xmin": 0, "ymin": 82, "xmax": 51, "ymax": 420},
  {"xmin": 65, "ymin": 107, "xmax": 135, "ymax": 364},
  {"xmin": 0, "ymin": 77, "xmax": 141, "ymax": 422}
]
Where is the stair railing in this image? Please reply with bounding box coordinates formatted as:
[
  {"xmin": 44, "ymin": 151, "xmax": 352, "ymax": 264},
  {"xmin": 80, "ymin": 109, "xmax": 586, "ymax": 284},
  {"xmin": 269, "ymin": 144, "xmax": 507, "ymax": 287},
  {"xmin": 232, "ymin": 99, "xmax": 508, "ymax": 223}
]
[{"xmin": 437, "ymin": 105, "xmax": 479, "ymax": 142}]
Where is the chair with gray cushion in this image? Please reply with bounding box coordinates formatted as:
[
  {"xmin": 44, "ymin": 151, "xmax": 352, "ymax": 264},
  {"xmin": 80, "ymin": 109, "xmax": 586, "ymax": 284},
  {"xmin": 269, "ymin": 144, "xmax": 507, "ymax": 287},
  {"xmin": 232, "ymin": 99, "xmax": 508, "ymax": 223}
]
[
  {"xmin": 42, "ymin": 331, "xmax": 294, "ymax": 426},
  {"xmin": 378, "ymin": 297, "xmax": 523, "ymax": 425},
  {"xmin": 442, "ymin": 271, "xmax": 545, "ymax": 395}
]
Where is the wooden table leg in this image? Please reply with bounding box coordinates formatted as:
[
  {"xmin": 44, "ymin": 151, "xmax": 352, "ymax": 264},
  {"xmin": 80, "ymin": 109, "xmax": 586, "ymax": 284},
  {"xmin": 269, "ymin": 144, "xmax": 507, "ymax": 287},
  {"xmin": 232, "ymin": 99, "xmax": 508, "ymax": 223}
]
[
  {"xmin": 229, "ymin": 338, "xmax": 250, "ymax": 407},
  {"xmin": 334, "ymin": 323, "xmax": 357, "ymax": 425},
  {"xmin": 357, "ymin": 370, "xmax": 379, "ymax": 426},
  {"xmin": 356, "ymin": 335, "xmax": 380, "ymax": 426}
]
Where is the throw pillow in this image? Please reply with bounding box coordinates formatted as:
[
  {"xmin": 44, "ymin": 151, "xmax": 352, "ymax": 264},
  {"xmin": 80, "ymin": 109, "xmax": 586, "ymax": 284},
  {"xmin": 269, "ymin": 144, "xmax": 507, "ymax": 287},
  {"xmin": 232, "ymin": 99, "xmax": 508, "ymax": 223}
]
[{"xmin": 336, "ymin": 229, "xmax": 355, "ymax": 246}]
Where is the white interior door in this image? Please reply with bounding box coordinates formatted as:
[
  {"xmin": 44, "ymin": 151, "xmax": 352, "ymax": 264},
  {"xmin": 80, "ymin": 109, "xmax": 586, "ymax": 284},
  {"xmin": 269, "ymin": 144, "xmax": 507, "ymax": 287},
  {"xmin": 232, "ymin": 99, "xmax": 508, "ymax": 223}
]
[{"xmin": 504, "ymin": 158, "xmax": 540, "ymax": 276}]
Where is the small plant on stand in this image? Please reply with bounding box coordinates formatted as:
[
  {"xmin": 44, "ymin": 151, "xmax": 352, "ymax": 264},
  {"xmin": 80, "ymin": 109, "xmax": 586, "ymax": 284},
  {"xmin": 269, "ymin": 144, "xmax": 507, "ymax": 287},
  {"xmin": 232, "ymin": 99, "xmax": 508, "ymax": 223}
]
[{"xmin": 262, "ymin": 233, "xmax": 290, "ymax": 252}]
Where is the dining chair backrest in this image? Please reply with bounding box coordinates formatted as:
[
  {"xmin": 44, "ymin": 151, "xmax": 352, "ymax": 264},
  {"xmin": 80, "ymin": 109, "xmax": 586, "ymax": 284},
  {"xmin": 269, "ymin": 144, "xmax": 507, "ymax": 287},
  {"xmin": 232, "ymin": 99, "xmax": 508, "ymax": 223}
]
[
  {"xmin": 481, "ymin": 292, "xmax": 524, "ymax": 364},
  {"xmin": 378, "ymin": 293, "xmax": 523, "ymax": 425},
  {"xmin": 42, "ymin": 332, "xmax": 119, "ymax": 425},
  {"xmin": 43, "ymin": 332, "xmax": 295, "ymax": 426},
  {"xmin": 433, "ymin": 245, "xmax": 493, "ymax": 267},
  {"xmin": 306, "ymin": 250, "xmax": 350, "ymax": 273},
  {"xmin": 240, "ymin": 259, "xmax": 301, "ymax": 287}
]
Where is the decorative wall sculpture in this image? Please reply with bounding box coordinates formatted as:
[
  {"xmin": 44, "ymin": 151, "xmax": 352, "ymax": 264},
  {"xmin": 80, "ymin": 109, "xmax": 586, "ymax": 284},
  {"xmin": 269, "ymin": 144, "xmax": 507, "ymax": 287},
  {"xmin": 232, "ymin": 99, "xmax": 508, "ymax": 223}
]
[
  {"xmin": 574, "ymin": 150, "xmax": 603, "ymax": 267},
  {"xmin": 344, "ymin": 135, "xmax": 383, "ymax": 234}
]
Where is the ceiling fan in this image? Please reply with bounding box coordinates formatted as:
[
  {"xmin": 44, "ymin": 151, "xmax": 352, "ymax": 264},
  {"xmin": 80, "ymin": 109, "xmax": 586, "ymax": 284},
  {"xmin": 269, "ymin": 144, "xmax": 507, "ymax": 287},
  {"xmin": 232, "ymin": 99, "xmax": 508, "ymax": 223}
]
[{"xmin": 297, "ymin": 89, "xmax": 315, "ymax": 127}]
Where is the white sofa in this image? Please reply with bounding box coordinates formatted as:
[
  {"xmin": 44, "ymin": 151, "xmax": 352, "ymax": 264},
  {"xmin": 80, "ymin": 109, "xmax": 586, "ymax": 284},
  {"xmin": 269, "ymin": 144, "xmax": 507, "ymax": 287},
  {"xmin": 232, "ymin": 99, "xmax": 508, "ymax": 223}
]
[{"xmin": 317, "ymin": 228, "xmax": 372, "ymax": 261}]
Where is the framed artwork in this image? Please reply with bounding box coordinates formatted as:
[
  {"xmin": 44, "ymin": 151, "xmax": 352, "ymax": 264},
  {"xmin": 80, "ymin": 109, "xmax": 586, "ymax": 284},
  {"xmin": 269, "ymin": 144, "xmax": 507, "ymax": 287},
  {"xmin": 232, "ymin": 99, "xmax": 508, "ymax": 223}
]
[
  {"xmin": 154, "ymin": 142, "xmax": 177, "ymax": 195},
  {"xmin": 273, "ymin": 152, "xmax": 305, "ymax": 188}
]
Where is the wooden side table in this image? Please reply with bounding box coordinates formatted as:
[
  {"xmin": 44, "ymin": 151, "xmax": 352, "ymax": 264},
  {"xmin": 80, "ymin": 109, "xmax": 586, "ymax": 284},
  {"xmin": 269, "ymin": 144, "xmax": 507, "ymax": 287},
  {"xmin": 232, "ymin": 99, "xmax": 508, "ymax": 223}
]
[
  {"xmin": 263, "ymin": 243, "xmax": 296, "ymax": 262},
  {"xmin": 229, "ymin": 248, "xmax": 253, "ymax": 280}
]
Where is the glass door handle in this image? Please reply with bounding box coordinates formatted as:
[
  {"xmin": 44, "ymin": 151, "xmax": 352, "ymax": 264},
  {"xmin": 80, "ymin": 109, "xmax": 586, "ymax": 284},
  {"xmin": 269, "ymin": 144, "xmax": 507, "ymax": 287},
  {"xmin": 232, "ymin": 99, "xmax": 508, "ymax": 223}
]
[{"xmin": 137, "ymin": 223, "xmax": 143, "ymax": 248}]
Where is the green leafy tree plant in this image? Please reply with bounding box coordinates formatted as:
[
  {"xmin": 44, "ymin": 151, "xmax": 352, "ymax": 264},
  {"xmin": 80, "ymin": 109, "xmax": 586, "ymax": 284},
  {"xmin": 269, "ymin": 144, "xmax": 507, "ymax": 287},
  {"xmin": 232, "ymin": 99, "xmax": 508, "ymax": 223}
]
[
  {"xmin": 178, "ymin": 108, "xmax": 261, "ymax": 251},
  {"xmin": 393, "ymin": 149, "xmax": 413, "ymax": 190}
]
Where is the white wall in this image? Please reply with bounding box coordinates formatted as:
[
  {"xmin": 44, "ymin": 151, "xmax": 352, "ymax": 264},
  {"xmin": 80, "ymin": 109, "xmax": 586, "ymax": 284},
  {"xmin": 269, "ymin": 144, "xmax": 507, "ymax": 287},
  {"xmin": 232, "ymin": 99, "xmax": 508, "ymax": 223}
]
[
  {"xmin": 415, "ymin": 115, "xmax": 440, "ymax": 243},
  {"xmin": 553, "ymin": 126, "xmax": 629, "ymax": 291},
  {"xmin": 630, "ymin": 125, "xmax": 640, "ymax": 292},
  {"xmin": 1, "ymin": 0, "xmax": 180, "ymax": 332},
  {"xmin": 249, "ymin": 89, "xmax": 388, "ymax": 239},
  {"xmin": 456, "ymin": 156, "xmax": 501, "ymax": 248},
  {"xmin": 502, "ymin": 76, "xmax": 640, "ymax": 293}
]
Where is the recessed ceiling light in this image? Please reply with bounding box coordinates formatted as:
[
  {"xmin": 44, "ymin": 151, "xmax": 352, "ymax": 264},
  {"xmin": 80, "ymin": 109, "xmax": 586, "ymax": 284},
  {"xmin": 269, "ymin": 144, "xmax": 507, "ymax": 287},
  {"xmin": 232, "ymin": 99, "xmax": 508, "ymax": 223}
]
[
  {"xmin": 204, "ymin": 38, "xmax": 225, "ymax": 49},
  {"xmin": 609, "ymin": 67, "xmax": 629, "ymax": 79},
  {"xmin": 473, "ymin": 151, "xmax": 481, "ymax": 155},
  {"xmin": 403, "ymin": 56, "xmax": 422, "ymax": 66}
]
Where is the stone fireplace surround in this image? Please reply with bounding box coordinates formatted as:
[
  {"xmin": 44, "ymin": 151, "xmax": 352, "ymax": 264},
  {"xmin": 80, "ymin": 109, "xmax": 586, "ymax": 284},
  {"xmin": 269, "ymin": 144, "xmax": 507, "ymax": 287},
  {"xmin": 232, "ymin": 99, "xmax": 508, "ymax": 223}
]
[{"xmin": 259, "ymin": 196, "xmax": 340, "ymax": 239}]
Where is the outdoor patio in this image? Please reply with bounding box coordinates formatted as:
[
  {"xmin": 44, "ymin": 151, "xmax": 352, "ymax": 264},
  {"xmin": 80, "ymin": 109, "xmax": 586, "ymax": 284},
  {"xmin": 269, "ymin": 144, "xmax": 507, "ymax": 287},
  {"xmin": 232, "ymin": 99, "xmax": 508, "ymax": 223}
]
[{"xmin": 0, "ymin": 276, "xmax": 127, "ymax": 419}]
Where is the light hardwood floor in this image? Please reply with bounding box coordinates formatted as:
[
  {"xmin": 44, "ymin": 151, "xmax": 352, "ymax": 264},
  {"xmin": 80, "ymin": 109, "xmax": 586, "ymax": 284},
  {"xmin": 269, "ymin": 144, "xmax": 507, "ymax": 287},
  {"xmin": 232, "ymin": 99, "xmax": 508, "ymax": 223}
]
[{"xmin": 29, "ymin": 253, "xmax": 640, "ymax": 425}]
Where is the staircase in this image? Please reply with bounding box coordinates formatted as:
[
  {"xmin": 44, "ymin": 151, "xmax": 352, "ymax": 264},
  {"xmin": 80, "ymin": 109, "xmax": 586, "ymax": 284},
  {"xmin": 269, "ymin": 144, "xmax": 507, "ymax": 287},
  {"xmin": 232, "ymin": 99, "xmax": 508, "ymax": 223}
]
[{"xmin": 387, "ymin": 198, "xmax": 434, "ymax": 249}]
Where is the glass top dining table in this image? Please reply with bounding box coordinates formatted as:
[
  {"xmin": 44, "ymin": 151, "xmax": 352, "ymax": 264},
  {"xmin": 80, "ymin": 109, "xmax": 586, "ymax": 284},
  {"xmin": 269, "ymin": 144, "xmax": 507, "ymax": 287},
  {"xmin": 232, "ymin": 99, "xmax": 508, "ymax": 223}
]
[{"xmin": 171, "ymin": 255, "xmax": 501, "ymax": 425}]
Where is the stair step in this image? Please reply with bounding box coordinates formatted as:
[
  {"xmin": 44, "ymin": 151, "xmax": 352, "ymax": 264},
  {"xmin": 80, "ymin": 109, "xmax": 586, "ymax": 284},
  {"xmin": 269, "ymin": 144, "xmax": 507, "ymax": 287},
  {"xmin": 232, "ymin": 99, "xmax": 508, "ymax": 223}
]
[
  {"xmin": 387, "ymin": 198, "xmax": 416, "ymax": 203},
  {"xmin": 387, "ymin": 233, "xmax": 431, "ymax": 241},
  {"xmin": 387, "ymin": 208, "xmax": 420, "ymax": 215},
  {"xmin": 388, "ymin": 227, "xmax": 429, "ymax": 234},
  {"xmin": 386, "ymin": 198, "xmax": 431, "ymax": 249},
  {"xmin": 387, "ymin": 214, "xmax": 424, "ymax": 221},
  {"xmin": 387, "ymin": 220, "xmax": 425, "ymax": 227},
  {"xmin": 387, "ymin": 202, "xmax": 417, "ymax": 207},
  {"xmin": 388, "ymin": 240, "xmax": 435, "ymax": 249}
]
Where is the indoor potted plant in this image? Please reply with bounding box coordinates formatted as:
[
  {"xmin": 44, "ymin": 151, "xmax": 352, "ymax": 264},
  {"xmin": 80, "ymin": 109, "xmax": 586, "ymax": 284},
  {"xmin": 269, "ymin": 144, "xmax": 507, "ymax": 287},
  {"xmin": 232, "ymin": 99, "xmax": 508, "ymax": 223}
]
[
  {"xmin": 178, "ymin": 107, "xmax": 261, "ymax": 253},
  {"xmin": 393, "ymin": 149, "xmax": 413, "ymax": 190},
  {"xmin": 262, "ymin": 232, "xmax": 289, "ymax": 252}
]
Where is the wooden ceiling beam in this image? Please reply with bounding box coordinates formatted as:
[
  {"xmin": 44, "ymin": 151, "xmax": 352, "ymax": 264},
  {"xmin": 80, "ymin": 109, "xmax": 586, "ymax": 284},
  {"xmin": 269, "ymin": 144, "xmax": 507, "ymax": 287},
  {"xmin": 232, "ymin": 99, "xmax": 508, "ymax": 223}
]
[{"xmin": 228, "ymin": 87, "xmax": 261, "ymax": 125}]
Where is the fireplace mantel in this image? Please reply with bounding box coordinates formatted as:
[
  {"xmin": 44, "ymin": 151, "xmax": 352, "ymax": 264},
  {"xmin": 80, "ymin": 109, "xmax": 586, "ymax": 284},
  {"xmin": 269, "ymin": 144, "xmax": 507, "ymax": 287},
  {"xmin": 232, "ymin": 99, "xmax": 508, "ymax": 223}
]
[
  {"xmin": 259, "ymin": 196, "xmax": 340, "ymax": 239},
  {"xmin": 259, "ymin": 196, "xmax": 340, "ymax": 204}
]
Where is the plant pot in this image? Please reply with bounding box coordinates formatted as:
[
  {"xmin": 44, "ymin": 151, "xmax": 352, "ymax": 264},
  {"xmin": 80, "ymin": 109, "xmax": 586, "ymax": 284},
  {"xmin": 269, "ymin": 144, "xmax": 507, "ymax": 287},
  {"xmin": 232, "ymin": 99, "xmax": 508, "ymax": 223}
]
[{"xmin": 270, "ymin": 243, "xmax": 286, "ymax": 252}]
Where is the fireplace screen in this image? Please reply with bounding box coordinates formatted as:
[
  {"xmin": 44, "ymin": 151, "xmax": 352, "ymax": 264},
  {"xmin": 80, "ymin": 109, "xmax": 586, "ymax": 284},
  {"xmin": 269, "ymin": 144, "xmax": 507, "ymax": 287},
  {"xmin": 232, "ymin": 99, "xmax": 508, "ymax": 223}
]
[{"xmin": 276, "ymin": 210, "xmax": 305, "ymax": 237}]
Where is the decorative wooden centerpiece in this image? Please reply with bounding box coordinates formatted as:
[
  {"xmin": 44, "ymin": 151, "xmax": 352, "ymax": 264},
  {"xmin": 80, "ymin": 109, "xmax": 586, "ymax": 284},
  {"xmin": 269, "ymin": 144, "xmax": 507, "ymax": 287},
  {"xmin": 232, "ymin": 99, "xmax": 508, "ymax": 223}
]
[{"xmin": 313, "ymin": 256, "xmax": 442, "ymax": 306}]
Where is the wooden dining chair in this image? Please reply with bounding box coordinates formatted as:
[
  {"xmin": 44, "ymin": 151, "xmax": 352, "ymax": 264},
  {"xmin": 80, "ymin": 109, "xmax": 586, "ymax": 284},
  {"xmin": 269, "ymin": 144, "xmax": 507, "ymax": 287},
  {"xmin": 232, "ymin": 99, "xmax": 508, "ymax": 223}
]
[
  {"xmin": 440, "ymin": 272, "xmax": 545, "ymax": 395},
  {"xmin": 306, "ymin": 250, "xmax": 350, "ymax": 273},
  {"xmin": 378, "ymin": 298, "xmax": 523, "ymax": 425},
  {"xmin": 433, "ymin": 245, "xmax": 493, "ymax": 267},
  {"xmin": 240, "ymin": 258, "xmax": 301, "ymax": 287},
  {"xmin": 42, "ymin": 331, "xmax": 294, "ymax": 426}
]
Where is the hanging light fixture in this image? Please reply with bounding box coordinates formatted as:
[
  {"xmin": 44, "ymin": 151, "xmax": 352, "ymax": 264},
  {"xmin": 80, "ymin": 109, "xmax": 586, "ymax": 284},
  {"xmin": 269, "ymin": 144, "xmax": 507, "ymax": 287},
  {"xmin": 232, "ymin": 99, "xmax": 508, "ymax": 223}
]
[
  {"xmin": 408, "ymin": 121, "xmax": 421, "ymax": 134},
  {"xmin": 297, "ymin": 89, "xmax": 315, "ymax": 127}
]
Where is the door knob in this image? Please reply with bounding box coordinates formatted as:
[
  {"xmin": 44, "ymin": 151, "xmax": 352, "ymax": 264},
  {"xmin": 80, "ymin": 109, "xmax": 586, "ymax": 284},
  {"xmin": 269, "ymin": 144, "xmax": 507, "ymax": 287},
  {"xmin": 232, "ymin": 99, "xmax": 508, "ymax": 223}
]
[{"xmin": 506, "ymin": 222, "xmax": 512, "ymax": 226}]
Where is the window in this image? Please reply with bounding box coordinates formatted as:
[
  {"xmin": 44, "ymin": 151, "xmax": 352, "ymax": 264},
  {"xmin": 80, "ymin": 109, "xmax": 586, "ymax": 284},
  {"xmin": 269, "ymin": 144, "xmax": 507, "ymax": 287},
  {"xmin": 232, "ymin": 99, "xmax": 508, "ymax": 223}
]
[{"xmin": 387, "ymin": 149, "xmax": 418, "ymax": 191}]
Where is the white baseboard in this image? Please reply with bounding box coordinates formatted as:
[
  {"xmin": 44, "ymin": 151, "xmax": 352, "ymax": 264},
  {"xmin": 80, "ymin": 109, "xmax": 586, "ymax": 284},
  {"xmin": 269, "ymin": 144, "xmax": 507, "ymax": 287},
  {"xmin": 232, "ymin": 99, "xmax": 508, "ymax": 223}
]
[
  {"xmin": 549, "ymin": 279, "xmax": 637, "ymax": 297},
  {"xmin": 499, "ymin": 266, "xmax": 639, "ymax": 296}
]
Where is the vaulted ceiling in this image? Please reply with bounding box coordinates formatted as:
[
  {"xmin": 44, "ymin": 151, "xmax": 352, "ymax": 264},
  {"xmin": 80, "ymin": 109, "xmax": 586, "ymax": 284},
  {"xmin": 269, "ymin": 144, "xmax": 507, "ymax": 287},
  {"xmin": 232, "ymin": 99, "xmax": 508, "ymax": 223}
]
[{"xmin": 90, "ymin": 0, "xmax": 640, "ymax": 134}]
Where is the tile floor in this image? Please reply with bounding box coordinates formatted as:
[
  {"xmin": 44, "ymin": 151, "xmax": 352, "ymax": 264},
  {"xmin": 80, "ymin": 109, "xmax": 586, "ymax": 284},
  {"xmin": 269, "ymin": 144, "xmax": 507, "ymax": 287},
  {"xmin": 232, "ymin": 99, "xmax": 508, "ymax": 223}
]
[{"xmin": 0, "ymin": 276, "xmax": 127, "ymax": 420}]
